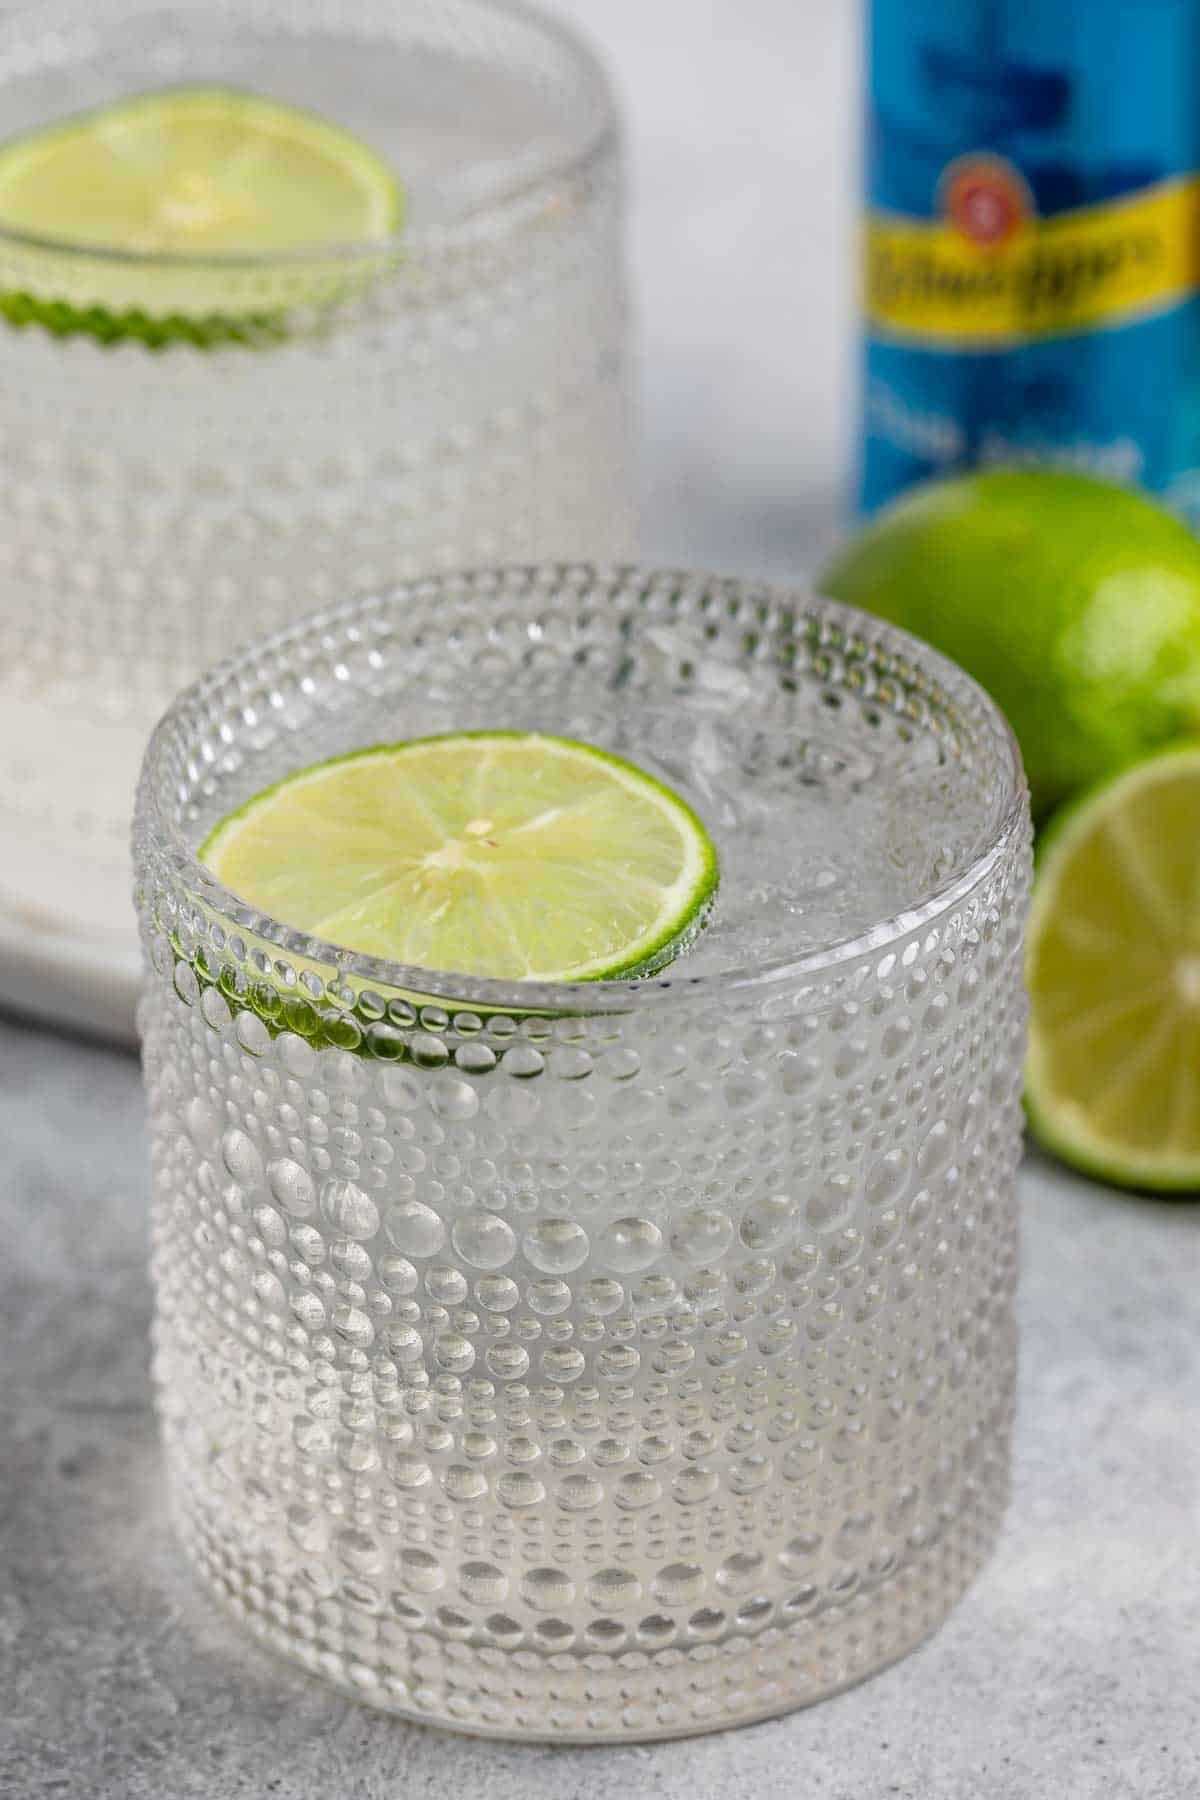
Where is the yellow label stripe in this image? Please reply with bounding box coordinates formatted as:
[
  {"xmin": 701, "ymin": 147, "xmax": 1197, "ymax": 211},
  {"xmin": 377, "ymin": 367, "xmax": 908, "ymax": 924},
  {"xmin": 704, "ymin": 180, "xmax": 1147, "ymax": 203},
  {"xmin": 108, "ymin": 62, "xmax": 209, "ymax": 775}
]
[{"xmin": 866, "ymin": 175, "xmax": 1200, "ymax": 346}]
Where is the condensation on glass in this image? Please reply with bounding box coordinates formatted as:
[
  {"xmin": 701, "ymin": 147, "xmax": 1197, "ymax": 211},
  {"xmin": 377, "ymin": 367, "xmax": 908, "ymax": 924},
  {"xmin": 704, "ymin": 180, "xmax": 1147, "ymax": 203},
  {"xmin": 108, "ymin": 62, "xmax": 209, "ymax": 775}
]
[
  {"xmin": 0, "ymin": 0, "xmax": 630, "ymax": 938},
  {"xmin": 135, "ymin": 567, "xmax": 1032, "ymax": 1742}
]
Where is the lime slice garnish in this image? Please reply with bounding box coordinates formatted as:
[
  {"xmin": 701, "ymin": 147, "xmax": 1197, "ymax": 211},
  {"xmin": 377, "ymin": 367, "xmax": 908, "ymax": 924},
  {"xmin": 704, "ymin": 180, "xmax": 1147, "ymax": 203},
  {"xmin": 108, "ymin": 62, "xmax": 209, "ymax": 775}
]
[
  {"xmin": 0, "ymin": 86, "xmax": 399, "ymax": 254},
  {"xmin": 200, "ymin": 733, "xmax": 719, "ymax": 983},
  {"xmin": 0, "ymin": 87, "xmax": 402, "ymax": 341},
  {"xmin": 1026, "ymin": 744, "xmax": 1200, "ymax": 1192}
]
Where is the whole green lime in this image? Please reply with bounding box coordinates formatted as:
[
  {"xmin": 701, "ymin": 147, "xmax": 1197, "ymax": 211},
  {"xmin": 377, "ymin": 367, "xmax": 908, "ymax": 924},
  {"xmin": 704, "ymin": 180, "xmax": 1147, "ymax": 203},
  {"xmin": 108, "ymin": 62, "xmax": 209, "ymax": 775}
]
[{"xmin": 821, "ymin": 470, "xmax": 1200, "ymax": 817}]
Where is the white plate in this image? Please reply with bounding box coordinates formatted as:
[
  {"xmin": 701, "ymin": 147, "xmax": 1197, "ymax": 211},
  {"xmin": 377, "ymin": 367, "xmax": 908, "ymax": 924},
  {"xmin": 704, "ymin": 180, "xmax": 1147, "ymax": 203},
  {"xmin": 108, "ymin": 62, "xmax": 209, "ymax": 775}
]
[
  {"xmin": 0, "ymin": 694, "xmax": 143, "ymax": 1042},
  {"xmin": 0, "ymin": 890, "xmax": 140, "ymax": 1042}
]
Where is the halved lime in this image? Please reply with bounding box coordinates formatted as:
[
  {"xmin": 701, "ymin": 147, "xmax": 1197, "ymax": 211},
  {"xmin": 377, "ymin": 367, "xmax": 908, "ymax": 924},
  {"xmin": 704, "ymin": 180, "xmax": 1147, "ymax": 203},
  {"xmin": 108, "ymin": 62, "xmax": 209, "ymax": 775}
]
[
  {"xmin": 1026, "ymin": 744, "xmax": 1200, "ymax": 1192},
  {"xmin": 0, "ymin": 87, "xmax": 402, "ymax": 341},
  {"xmin": 201, "ymin": 733, "xmax": 719, "ymax": 983}
]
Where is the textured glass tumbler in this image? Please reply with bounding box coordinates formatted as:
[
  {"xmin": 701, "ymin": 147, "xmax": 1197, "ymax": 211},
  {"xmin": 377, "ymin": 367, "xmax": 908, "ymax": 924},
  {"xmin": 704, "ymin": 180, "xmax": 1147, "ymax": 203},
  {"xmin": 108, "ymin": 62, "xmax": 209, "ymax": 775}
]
[
  {"xmin": 0, "ymin": 0, "xmax": 629, "ymax": 940},
  {"xmin": 135, "ymin": 567, "xmax": 1032, "ymax": 1742}
]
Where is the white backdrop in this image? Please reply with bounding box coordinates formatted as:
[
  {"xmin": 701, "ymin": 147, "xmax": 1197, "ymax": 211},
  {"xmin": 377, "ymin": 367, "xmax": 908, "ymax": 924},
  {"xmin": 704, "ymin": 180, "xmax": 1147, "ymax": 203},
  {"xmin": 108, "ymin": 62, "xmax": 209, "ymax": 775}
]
[{"xmin": 547, "ymin": 0, "xmax": 861, "ymax": 575}]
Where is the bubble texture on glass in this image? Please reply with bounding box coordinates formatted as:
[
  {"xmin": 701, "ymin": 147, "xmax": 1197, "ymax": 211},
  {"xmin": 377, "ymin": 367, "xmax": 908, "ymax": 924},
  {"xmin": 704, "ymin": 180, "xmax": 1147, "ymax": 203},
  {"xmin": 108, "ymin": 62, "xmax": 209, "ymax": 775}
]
[
  {"xmin": 136, "ymin": 566, "xmax": 1032, "ymax": 1743},
  {"xmin": 0, "ymin": 0, "xmax": 631, "ymax": 871}
]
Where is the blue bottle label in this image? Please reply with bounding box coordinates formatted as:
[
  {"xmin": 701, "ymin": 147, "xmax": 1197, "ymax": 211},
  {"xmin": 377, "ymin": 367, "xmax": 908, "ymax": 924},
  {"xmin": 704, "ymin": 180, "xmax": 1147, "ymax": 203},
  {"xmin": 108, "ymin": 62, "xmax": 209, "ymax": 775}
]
[{"xmin": 861, "ymin": 0, "xmax": 1200, "ymax": 522}]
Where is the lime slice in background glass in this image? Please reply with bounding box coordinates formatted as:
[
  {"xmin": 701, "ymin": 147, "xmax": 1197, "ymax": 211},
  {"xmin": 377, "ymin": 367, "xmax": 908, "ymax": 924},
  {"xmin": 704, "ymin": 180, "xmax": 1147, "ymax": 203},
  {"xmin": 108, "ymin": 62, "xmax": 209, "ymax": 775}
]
[
  {"xmin": 1026, "ymin": 744, "xmax": 1200, "ymax": 1192},
  {"xmin": 201, "ymin": 732, "xmax": 720, "ymax": 984},
  {"xmin": 0, "ymin": 86, "xmax": 402, "ymax": 344}
]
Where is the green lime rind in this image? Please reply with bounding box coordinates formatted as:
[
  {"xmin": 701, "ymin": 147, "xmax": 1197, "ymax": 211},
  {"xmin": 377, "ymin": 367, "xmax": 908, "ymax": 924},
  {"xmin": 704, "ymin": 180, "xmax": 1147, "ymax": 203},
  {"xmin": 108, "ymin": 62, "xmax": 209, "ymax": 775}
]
[
  {"xmin": 1025, "ymin": 741, "xmax": 1200, "ymax": 1194},
  {"xmin": 173, "ymin": 927, "xmax": 701, "ymax": 1064},
  {"xmin": 179, "ymin": 939, "xmax": 491, "ymax": 1059},
  {"xmin": 0, "ymin": 86, "xmax": 403, "ymax": 347},
  {"xmin": 0, "ymin": 289, "xmax": 290, "ymax": 348}
]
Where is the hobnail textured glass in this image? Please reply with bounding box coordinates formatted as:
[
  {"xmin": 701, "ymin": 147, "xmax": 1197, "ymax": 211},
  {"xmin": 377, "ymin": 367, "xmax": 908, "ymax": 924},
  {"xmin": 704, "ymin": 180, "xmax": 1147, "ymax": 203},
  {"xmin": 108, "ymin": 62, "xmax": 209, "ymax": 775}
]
[
  {"xmin": 0, "ymin": 0, "xmax": 629, "ymax": 928},
  {"xmin": 135, "ymin": 567, "xmax": 1032, "ymax": 1742}
]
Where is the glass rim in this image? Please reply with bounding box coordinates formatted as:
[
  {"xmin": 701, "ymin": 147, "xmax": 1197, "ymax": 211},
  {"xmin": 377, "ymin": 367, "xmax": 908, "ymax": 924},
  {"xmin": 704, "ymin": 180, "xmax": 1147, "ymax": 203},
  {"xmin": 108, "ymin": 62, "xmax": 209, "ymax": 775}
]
[
  {"xmin": 0, "ymin": 0, "xmax": 619, "ymax": 272},
  {"xmin": 137, "ymin": 566, "xmax": 1029, "ymax": 1016}
]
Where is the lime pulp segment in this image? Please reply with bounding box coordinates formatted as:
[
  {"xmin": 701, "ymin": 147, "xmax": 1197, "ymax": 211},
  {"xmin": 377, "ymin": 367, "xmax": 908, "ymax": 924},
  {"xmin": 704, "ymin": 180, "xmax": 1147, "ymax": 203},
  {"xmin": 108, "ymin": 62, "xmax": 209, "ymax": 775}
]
[
  {"xmin": 1026, "ymin": 744, "xmax": 1200, "ymax": 1192},
  {"xmin": 200, "ymin": 733, "xmax": 720, "ymax": 984}
]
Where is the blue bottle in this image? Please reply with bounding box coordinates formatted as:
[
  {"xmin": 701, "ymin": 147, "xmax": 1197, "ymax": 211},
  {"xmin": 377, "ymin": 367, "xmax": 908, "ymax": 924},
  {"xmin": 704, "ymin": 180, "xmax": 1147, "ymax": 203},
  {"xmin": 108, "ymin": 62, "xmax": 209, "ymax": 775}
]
[{"xmin": 860, "ymin": 0, "xmax": 1200, "ymax": 520}]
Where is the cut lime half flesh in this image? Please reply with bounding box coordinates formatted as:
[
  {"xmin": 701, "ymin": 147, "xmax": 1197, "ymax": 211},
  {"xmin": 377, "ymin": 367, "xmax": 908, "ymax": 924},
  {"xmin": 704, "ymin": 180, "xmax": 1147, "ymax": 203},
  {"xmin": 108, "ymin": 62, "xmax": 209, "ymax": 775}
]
[
  {"xmin": 1026, "ymin": 744, "xmax": 1200, "ymax": 1192},
  {"xmin": 200, "ymin": 732, "xmax": 720, "ymax": 984},
  {"xmin": 0, "ymin": 86, "xmax": 402, "ymax": 339}
]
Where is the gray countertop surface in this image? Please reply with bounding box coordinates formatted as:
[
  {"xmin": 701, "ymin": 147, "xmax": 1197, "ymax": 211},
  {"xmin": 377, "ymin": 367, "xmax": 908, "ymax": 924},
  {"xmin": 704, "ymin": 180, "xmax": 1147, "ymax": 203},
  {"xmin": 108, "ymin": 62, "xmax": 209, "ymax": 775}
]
[
  {"xmin": 4, "ymin": 3, "xmax": 1200, "ymax": 1795},
  {"xmin": 3, "ymin": 1018, "xmax": 1199, "ymax": 1799}
]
